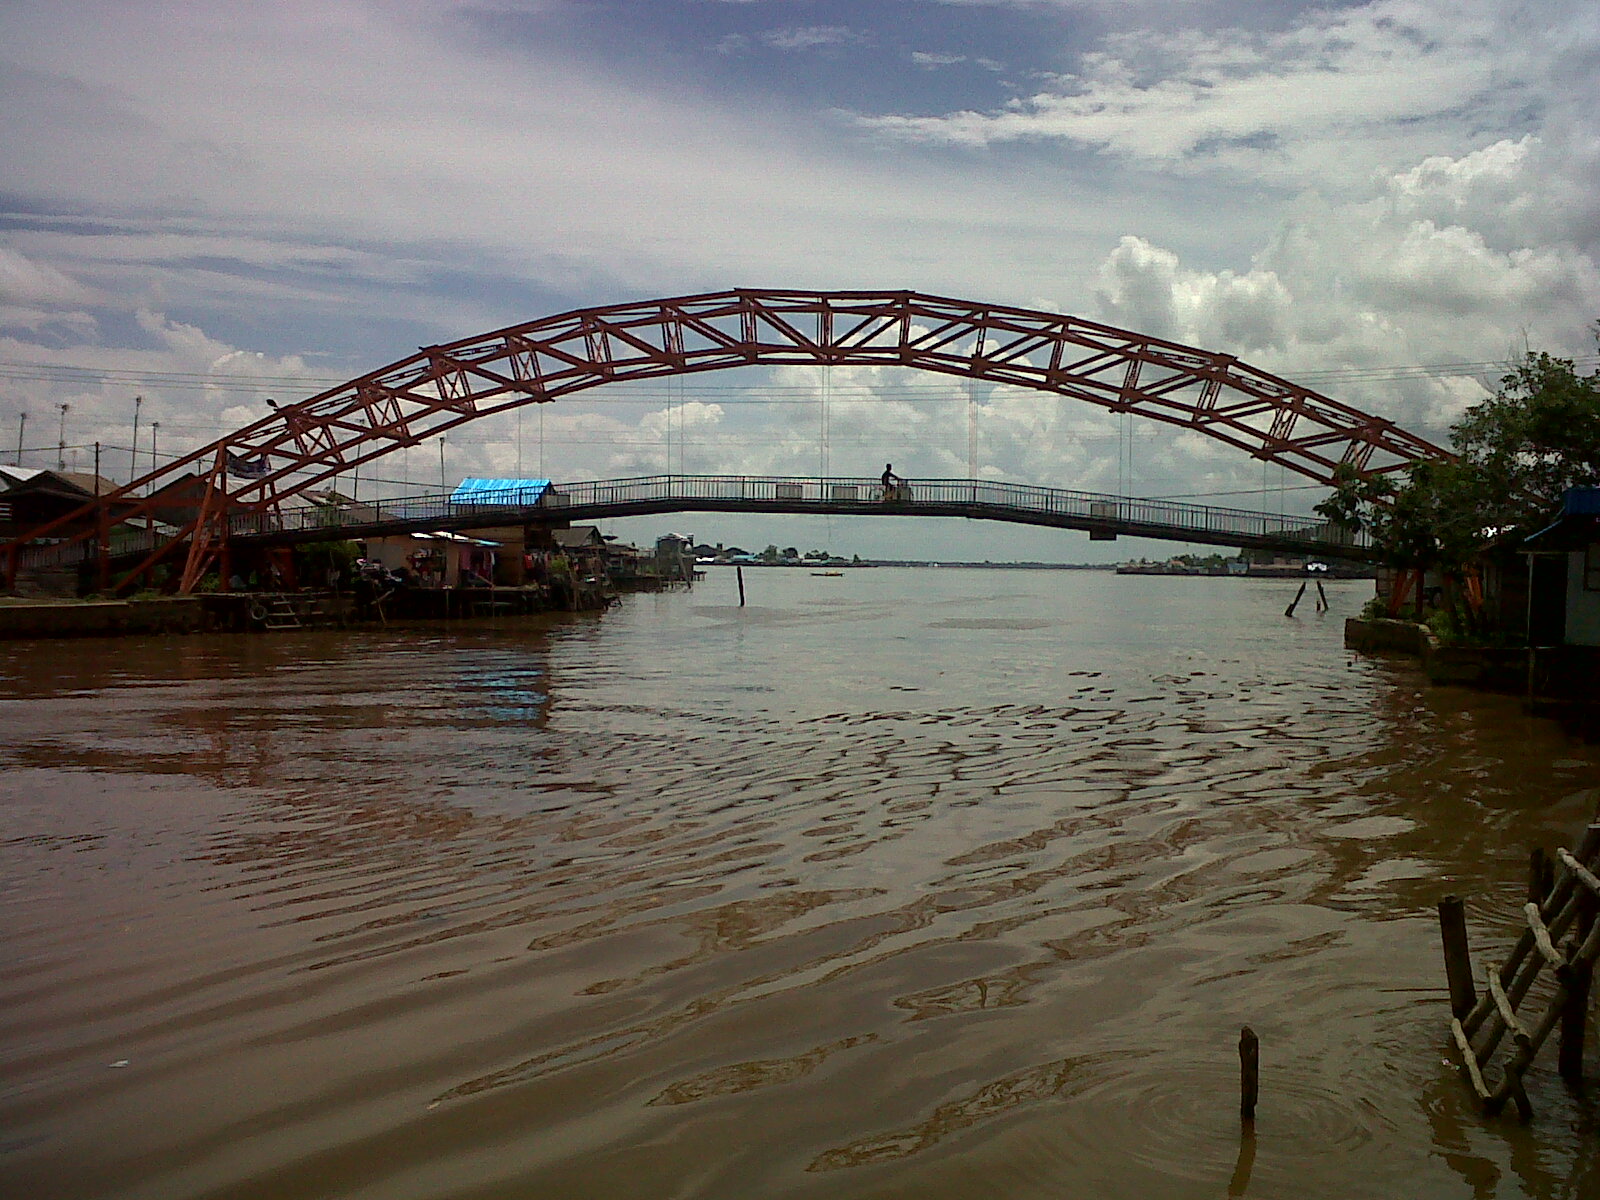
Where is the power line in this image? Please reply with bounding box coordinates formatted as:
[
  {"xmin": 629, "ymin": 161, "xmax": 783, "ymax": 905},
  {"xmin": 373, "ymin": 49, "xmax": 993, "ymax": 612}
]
[{"xmin": 1148, "ymin": 483, "xmax": 1323, "ymax": 500}]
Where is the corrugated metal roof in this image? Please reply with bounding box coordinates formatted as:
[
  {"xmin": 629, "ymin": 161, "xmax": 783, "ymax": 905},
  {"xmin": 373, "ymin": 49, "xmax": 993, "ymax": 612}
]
[
  {"xmin": 0, "ymin": 468, "xmax": 119, "ymax": 497},
  {"xmin": 0, "ymin": 466, "xmax": 46, "ymax": 487},
  {"xmin": 552, "ymin": 526, "xmax": 604, "ymax": 549},
  {"xmin": 450, "ymin": 478, "xmax": 552, "ymax": 505},
  {"xmin": 420, "ymin": 530, "xmax": 499, "ymax": 545}
]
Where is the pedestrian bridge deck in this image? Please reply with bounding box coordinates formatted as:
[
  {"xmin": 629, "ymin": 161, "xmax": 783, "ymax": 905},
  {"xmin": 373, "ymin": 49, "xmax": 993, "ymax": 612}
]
[
  {"xmin": 236, "ymin": 474, "xmax": 1368, "ymax": 560},
  {"xmin": 14, "ymin": 475, "xmax": 1369, "ymax": 576}
]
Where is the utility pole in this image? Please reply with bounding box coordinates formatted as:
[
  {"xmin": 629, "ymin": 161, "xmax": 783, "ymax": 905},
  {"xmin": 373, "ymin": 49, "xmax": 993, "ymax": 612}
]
[
  {"xmin": 57, "ymin": 402, "xmax": 69, "ymax": 470},
  {"xmin": 14, "ymin": 412, "xmax": 24, "ymax": 466},
  {"xmin": 438, "ymin": 436, "xmax": 446, "ymax": 492},
  {"xmin": 150, "ymin": 421, "xmax": 160, "ymax": 474},
  {"xmin": 131, "ymin": 395, "xmax": 143, "ymax": 485},
  {"xmin": 94, "ymin": 441, "xmax": 109, "ymax": 593}
]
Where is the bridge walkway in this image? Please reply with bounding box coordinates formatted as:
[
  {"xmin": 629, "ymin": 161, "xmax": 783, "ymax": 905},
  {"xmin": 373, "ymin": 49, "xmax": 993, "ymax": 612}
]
[
  {"xmin": 11, "ymin": 475, "xmax": 1370, "ymax": 580},
  {"xmin": 239, "ymin": 475, "xmax": 1369, "ymax": 560}
]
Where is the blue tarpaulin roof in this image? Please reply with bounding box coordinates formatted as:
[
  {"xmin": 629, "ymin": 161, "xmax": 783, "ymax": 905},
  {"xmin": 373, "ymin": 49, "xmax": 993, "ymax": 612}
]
[
  {"xmin": 1562, "ymin": 487, "xmax": 1600, "ymax": 516},
  {"xmin": 1525, "ymin": 487, "xmax": 1600, "ymax": 549},
  {"xmin": 450, "ymin": 478, "xmax": 553, "ymax": 505}
]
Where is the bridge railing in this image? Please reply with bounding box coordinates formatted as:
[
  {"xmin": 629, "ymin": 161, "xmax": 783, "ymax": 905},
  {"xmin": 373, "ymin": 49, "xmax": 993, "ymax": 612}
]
[
  {"xmin": 11, "ymin": 474, "xmax": 1364, "ymax": 574},
  {"xmin": 9, "ymin": 524, "xmax": 165, "ymax": 574},
  {"xmin": 867, "ymin": 477, "xmax": 1349, "ymax": 544}
]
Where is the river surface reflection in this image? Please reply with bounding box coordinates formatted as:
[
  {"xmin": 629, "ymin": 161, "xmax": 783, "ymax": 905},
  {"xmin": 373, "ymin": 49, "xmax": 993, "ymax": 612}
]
[{"xmin": 2, "ymin": 569, "xmax": 1597, "ymax": 1199}]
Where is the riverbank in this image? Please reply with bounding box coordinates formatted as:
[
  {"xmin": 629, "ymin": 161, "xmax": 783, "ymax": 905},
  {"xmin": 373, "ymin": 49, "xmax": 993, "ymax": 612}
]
[
  {"xmin": 0, "ymin": 596, "xmax": 209, "ymax": 638},
  {"xmin": 0, "ymin": 579, "xmax": 620, "ymax": 639},
  {"xmin": 1346, "ymin": 616, "xmax": 1599, "ymax": 735}
]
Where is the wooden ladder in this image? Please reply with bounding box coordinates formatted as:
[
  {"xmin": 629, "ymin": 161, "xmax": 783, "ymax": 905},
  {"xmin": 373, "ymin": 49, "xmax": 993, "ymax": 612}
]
[
  {"xmin": 1446, "ymin": 822, "xmax": 1600, "ymax": 1119},
  {"xmin": 261, "ymin": 594, "xmax": 303, "ymax": 630}
]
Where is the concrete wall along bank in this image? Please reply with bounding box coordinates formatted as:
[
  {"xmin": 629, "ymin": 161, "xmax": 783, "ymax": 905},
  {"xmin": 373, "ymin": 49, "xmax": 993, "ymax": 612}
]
[
  {"xmin": 0, "ymin": 598, "xmax": 206, "ymax": 639},
  {"xmin": 1344, "ymin": 618, "xmax": 1528, "ymax": 690}
]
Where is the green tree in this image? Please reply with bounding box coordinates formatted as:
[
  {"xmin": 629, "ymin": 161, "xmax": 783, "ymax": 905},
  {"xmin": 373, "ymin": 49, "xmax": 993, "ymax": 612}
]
[
  {"xmin": 1452, "ymin": 350, "xmax": 1600, "ymax": 521},
  {"xmin": 761, "ymin": 544, "xmax": 780, "ymax": 563},
  {"xmin": 1317, "ymin": 346, "xmax": 1600, "ymax": 571},
  {"xmin": 294, "ymin": 539, "xmax": 361, "ymax": 587}
]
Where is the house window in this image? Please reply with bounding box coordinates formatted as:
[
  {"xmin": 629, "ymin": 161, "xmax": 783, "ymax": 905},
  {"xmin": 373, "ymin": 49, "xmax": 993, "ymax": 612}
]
[{"xmin": 1587, "ymin": 543, "xmax": 1600, "ymax": 591}]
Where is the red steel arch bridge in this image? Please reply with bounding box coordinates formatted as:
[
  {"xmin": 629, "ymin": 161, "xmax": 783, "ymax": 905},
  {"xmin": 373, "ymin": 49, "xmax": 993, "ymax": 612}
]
[{"xmin": 4, "ymin": 289, "xmax": 1451, "ymax": 592}]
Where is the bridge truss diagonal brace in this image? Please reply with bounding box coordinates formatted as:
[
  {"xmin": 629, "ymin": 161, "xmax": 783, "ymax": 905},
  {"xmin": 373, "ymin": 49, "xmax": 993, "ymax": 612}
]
[{"xmin": 2, "ymin": 288, "xmax": 1452, "ymax": 595}]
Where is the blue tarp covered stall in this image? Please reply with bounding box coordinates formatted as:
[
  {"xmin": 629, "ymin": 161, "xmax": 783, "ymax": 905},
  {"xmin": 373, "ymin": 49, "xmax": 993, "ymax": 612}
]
[
  {"xmin": 444, "ymin": 478, "xmax": 559, "ymax": 586},
  {"xmin": 449, "ymin": 478, "xmax": 554, "ymax": 506}
]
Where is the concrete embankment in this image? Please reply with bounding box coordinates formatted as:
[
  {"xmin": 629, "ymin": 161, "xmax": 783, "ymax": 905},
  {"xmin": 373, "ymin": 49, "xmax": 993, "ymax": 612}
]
[
  {"xmin": 0, "ymin": 598, "xmax": 208, "ymax": 639},
  {"xmin": 1345, "ymin": 617, "xmax": 1527, "ymax": 689},
  {"xmin": 1346, "ymin": 617, "xmax": 1598, "ymax": 737},
  {"xmin": 0, "ymin": 582, "xmax": 619, "ymax": 640}
]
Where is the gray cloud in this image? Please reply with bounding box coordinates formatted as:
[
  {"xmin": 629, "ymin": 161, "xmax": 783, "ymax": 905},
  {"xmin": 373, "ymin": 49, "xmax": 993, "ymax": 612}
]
[
  {"xmin": 857, "ymin": 0, "xmax": 1579, "ymax": 191},
  {"xmin": 759, "ymin": 25, "xmax": 865, "ymax": 51},
  {"xmin": 2, "ymin": 0, "xmax": 1595, "ymax": 558}
]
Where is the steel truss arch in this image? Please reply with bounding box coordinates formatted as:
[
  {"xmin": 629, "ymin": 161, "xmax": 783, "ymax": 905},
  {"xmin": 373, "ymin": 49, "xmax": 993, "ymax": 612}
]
[{"xmin": 4, "ymin": 288, "xmax": 1452, "ymax": 592}]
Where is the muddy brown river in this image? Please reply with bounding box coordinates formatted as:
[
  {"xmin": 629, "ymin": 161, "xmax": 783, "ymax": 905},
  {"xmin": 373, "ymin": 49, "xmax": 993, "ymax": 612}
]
[{"xmin": 2, "ymin": 569, "xmax": 1597, "ymax": 1199}]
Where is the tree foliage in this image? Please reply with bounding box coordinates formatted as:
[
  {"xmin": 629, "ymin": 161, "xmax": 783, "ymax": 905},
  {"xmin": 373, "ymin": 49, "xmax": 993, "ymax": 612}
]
[
  {"xmin": 1454, "ymin": 351, "xmax": 1600, "ymax": 513},
  {"xmin": 1317, "ymin": 345, "xmax": 1600, "ymax": 570}
]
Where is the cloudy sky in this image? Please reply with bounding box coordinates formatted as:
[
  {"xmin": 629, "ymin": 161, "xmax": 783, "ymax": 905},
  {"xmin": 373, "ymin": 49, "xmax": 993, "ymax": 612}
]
[{"xmin": 2, "ymin": 0, "xmax": 1597, "ymax": 560}]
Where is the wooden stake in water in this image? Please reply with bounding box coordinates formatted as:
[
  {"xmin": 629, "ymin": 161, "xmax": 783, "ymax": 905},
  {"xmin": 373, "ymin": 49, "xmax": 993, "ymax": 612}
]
[
  {"xmin": 1560, "ymin": 887, "xmax": 1597, "ymax": 1082},
  {"xmin": 1284, "ymin": 581, "xmax": 1307, "ymax": 618},
  {"xmin": 1239, "ymin": 1026, "xmax": 1259, "ymax": 1122},
  {"xmin": 1438, "ymin": 894, "xmax": 1477, "ymax": 1020},
  {"xmin": 1528, "ymin": 847, "xmax": 1553, "ymax": 907},
  {"xmin": 737, "ymin": 565, "xmax": 746, "ymax": 608}
]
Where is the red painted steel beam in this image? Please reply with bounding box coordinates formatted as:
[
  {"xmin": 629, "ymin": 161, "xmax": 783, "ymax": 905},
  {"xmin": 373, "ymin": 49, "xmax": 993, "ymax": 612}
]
[{"xmin": 2, "ymin": 289, "xmax": 1453, "ymax": 594}]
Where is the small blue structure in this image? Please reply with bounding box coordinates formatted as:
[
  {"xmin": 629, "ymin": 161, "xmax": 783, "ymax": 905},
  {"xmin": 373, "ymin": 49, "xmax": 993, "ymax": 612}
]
[
  {"xmin": 449, "ymin": 478, "xmax": 554, "ymax": 506},
  {"xmin": 1523, "ymin": 487, "xmax": 1600, "ymax": 646}
]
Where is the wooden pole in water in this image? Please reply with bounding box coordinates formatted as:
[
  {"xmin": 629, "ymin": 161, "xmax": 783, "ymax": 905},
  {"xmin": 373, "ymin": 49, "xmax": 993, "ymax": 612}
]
[
  {"xmin": 1438, "ymin": 894, "xmax": 1477, "ymax": 1020},
  {"xmin": 1239, "ymin": 1026, "xmax": 1259, "ymax": 1121},
  {"xmin": 1529, "ymin": 847, "xmax": 1554, "ymax": 908},
  {"xmin": 1559, "ymin": 887, "xmax": 1597, "ymax": 1082},
  {"xmin": 1284, "ymin": 581, "xmax": 1307, "ymax": 617},
  {"xmin": 736, "ymin": 565, "xmax": 746, "ymax": 607}
]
